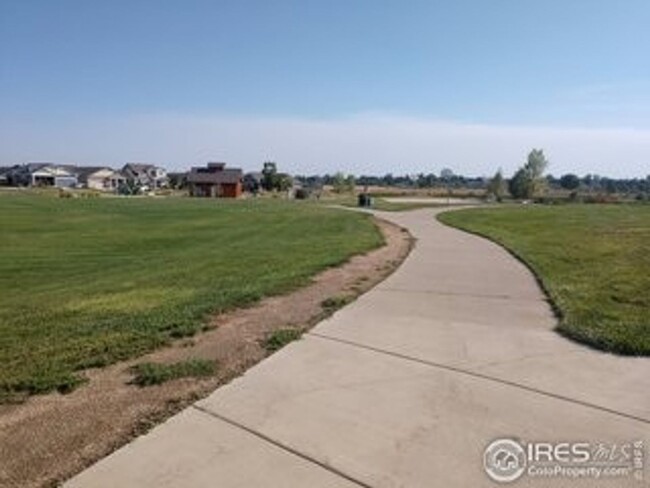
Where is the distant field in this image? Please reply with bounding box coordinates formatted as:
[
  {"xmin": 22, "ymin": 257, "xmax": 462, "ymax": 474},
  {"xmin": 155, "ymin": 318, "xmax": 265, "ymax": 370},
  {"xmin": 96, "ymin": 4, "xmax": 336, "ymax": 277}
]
[
  {"xmin": 0, "ymin": 194, "xmax": 383, "ymax": 399},
  {"xmin": 439, "ymin": 204, "xmax": 649, "ymax": 355}
]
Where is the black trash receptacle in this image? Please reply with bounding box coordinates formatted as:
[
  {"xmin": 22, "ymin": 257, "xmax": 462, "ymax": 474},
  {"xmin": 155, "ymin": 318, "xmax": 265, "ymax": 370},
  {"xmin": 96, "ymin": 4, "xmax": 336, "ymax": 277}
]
[{"xmin": 358, "ymin": 193, "xmax": 372, "ymax": 207}]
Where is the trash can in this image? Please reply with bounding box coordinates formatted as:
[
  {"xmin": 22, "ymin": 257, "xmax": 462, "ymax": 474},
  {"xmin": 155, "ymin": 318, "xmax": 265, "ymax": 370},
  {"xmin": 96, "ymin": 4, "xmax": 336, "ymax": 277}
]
[{"xmin": 358, "ymin": 193, "xmax": 372, "ymax": 208}]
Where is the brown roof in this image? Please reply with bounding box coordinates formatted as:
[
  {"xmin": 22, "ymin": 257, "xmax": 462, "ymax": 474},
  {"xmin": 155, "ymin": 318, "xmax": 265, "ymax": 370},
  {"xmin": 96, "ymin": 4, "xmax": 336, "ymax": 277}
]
[{"xmin": 187, "ymin": 167, "xmax": 242, "ymax": 185}]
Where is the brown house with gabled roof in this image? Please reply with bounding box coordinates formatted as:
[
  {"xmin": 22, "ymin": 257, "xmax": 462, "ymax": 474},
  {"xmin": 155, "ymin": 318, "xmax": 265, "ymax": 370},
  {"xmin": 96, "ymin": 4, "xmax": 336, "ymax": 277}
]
[{"xmin": 187, "ymin": 162, "xmax": 243, "ymax": 198}]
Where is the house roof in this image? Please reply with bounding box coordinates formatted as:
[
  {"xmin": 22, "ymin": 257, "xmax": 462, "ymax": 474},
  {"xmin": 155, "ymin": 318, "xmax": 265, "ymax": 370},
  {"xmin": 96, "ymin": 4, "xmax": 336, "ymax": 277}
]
[
  {"xmin": 123, "ymin": 163, "xmax": 165, "ymax": 175},
  {"xmin": 31, "ymin": 165, "xmax": 78, "ymax": 177},
  {"xmin": 75, "ymin": 166, "xmax": 125, "ymax": 182},
  {"xmin": 25, "ymin": 163, "xmax": 53, "ymax": 172},
  {"xmin": 24, "ymin": 163, "xmax": 79, "ymax": 174},
  {"xmin": 187, "ymin": 167, "xmax": 243, "ymax": 184},
  {"xmin": 124, "ymin": 163, "xmax": 155, "ymax": 170},
  {"xmin": 58, "ymin": 164, "xmax": 79, "ymax": 173},
  {"xmin": 75, "ymin": 166, "xmax": 110, "ymax": 177}
]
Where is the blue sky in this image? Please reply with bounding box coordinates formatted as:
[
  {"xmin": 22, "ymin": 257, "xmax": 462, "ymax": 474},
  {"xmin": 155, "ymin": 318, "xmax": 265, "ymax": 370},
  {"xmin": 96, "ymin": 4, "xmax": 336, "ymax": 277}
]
[{"xmin": 1, "ymin": 1, "xmax": 649, "ymax": 176}]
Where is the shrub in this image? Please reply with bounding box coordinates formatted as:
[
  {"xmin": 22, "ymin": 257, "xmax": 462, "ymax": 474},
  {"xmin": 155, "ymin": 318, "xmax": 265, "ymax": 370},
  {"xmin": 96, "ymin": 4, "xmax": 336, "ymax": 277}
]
[
  {"xmin": 263, "ymin": 328, "xmax": 303, "ymax": 352},
  {"xmin": 321, "ymin": 295, "xmax": 352, "ymax": 311},
  {"xmin": 130, "ymin": 359, "xmax": 216, "ymax": 386}
]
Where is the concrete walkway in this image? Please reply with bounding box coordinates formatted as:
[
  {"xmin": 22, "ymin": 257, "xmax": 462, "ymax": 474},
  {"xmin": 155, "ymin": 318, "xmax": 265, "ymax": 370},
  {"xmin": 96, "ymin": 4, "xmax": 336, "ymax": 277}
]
[{"xmin": 67, "ymin": 208, "xmax": 649, "ymax": 487}]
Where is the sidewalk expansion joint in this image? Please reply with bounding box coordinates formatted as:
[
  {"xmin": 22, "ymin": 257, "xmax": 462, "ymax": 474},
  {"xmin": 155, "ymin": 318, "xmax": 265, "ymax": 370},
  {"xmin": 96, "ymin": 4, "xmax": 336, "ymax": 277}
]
[
  {"xmin": 307, "ymin": 332, "xmax": 649, "ymax": 425},
  {"xmin": 191, "ymin": 404, "xmax": 375, "ymax": 488}
]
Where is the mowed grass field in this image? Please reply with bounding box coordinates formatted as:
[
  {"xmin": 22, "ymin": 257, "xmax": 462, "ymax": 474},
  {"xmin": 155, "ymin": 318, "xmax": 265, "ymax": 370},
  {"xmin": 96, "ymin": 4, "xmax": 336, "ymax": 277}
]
[
  {"xmin": 0, "ymin": 194, "xmax": 383, "ymax": 399},
  {"xmin": 439, "ymin": 204, "xmax": 649, "ymax": 355}
]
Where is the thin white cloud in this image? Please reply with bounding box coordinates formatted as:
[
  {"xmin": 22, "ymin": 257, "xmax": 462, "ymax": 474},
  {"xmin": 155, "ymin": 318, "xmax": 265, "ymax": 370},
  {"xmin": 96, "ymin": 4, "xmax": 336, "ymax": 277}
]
[{"xmin": 1, "ymin": 113, "xmax": 649, "ymax": 178}]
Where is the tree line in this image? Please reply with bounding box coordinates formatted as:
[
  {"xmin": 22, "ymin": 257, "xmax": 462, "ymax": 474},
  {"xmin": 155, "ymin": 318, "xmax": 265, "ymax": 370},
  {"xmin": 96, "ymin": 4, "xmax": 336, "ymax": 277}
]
[
  {"xmin": 293, "ymin": 150, "xmax": 649, "ymax": 200},
  {"xmin": 170, "ymin": 155, "xmax": 650, "ymax": 199}
]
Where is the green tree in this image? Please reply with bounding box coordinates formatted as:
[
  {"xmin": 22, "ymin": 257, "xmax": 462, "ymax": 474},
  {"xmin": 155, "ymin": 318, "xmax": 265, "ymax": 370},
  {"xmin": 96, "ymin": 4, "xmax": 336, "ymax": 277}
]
[
  {"xmin": 509, "ymin": 149, "xmax": 549, "ymax": 199},
  {"xmin": 486, "ymin": 169, "xmax": 507, "ymax": 201},
  {"xmin": 332, "ymin": 172, "xmax": 355, "ymax": 193},
  {"xmin": 345, "ymin": 174, "xmax": 356, "ymax": 192},
  {"xmin": 277, "ymin": 173, "xmax": 293, "ymax": 192},
  {"xmin": 332, "ymin": 172, "xmax": 345, "ymax": 193},
  {"xmin": 262, "ymin": 161, "xmax": 278, "ymax": 191},
  {"xmin": 508, "ymin": 168, "xmax": 531, "ymax": 199},
  {"xmin": 559, "ymin": 173, "xmax": 580, "ymax": 190},
  {"xmin": 118, "ymin": 179, "xmax": 142, "ymax": 195},
  {"xmin": 524, "ymin": 148, "xmax": 549, "ymax": 197},
  {"xmin": 261, "ymin": 162, "xmax": 294, "ymax": 192}
]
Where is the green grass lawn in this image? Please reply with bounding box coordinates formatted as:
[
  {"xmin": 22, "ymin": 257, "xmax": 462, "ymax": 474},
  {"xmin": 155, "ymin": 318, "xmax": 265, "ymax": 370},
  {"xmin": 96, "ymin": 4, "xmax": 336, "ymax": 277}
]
[
  {"xmin": 0, "ymin": 194, "xmax": 383, "ymax": 398},
  {"xmin": 438, "ymin": 204, "xmax": 649, "ymax": 355},
  {"xmin": 438, "ymin": 205, "xmax": 650, "ymax": 355}
]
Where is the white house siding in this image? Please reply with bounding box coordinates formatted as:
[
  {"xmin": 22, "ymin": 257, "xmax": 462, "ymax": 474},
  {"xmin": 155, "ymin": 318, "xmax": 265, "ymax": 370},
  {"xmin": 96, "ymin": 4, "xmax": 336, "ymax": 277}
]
[
  {"xmin": 85, "ymin": 169, "xmax": 125, "ymax": 191},
  {"xmin": 31, "ymin": 167, "xmax": 78, "ymax": 188}
]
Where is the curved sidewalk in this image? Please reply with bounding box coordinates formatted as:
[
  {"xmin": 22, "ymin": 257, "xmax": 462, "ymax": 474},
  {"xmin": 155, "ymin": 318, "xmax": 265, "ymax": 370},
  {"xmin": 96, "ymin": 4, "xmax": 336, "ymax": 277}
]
[{"xmin": 67, "ymin": 208, "xmax": 650, "ymax": 488}]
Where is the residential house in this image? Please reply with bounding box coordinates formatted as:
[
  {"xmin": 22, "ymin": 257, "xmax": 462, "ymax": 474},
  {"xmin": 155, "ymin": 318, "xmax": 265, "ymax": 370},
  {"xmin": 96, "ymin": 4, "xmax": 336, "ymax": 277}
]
[
  {"xmin": 76, "ymin": 166, "xmax": 126, "ymax": 192},
  {"xmin": 122, "ymin": 163, "xmax": 168, "ymax": 190},
  {"xmin": 20, "ymin": 163, "xmax": 78, "ymax": 188},
  {"xmin": 187, "ymin": 162, "xmax": 243, "ymax": 198}
]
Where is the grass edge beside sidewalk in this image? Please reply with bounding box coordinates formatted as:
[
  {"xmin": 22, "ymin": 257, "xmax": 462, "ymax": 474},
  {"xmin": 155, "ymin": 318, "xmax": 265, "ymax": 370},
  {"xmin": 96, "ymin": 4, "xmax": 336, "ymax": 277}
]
[{"xmin": 437, "ymin": 205, "xmax": 650, "ymax": 356}]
